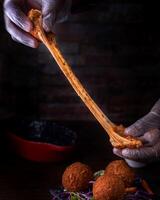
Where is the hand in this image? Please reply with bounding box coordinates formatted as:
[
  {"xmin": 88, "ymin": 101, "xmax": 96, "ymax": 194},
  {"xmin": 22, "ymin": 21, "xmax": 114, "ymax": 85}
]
[
  {"xmin": 3, "ymin": 0, "xmax": 71, "ymax": 48},
  {"xmin": 113, "ymin": 99, "xmax": 160, "ymax": 167}
]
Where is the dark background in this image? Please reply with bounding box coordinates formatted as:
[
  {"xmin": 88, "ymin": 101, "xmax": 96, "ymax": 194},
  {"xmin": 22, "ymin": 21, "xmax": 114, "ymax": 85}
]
[
  {"xmin": 0, "ymin": 1, "xmax": 160, "ymax": 125},
  {"xmin": 0, "ymin": 1, "xmax": 160, "ymax": 200}
]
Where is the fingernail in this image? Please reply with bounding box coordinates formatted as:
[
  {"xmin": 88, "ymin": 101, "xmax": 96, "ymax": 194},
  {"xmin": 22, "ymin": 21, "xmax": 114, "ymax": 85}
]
[
  {"xmin": 124, "ymin": 128, "xmax": 130, "ymax": 135},
  {"xmin": 113, "ymin": 148, "xmax": 122, "ymax": 156},
  {"xmin": 26, "ymin": 40, "xmax": 39, "ymax": 48},
  {"xmin": 122, "ymin": 149, "xmax": 129, "ymax": 156},
  {"xmin": 113, "ymin": 148, "xmax": 119, "ymax": 154}
]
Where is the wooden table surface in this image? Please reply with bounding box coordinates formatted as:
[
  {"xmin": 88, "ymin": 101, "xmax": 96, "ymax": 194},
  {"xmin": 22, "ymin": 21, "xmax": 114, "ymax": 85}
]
[{"xmin": 0, "ymin": 121, "xmax": 160, "ymax": 200}]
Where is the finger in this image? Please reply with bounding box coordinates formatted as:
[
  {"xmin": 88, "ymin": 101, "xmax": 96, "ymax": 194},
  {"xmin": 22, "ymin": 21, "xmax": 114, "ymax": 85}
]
[
  {"xmin": 124, "ymin": 118, "xmax": 148, "ymax": 137},
  {"xmin": 124, "ymin": 113, "xmax": 156, "ymax": 137},
  {"xmin": 151, "ymin": 99, "xmax": 160, "ymax": 117},
  {"xmin": 43, "ymin": 12, "xmax": 56, "ymax": 32},
  {"xmin": 149, "ymin": 112, "xmax": 160, "ymax": 129},
  {"xmin": 121, "ymin": 147, "xmax": 156, "ymax": 162},
  {"xmin": 113, "ymin": 148, "xmax": 124, "ymax": 158},
  {"xmin": 4, "ymin": 0, "xmax": 32, "ymax": 32},
  {"xmin": 41, "ymin": 0, "xmax": 57, "ymax": 32},
  {"xmin": 42, "ymin": 0, "xmax": 57, "ymax": 16},
  {"xmin": 139, "ymin": 129, "xmax": 160, "ymax": 146},
  {"xmin": 5, "ymin": 15, "xmax": 38, "ymax": 48},
  {"xmin": 11, "ymin": 36, "xmax": 20, "ymax": 43}
]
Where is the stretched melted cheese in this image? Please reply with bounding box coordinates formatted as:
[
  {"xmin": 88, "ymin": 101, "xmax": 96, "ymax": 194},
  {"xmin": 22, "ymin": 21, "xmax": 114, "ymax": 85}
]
[{"xmin": 28, "ymin": 9, "xmax": 142, "ymax": 149}]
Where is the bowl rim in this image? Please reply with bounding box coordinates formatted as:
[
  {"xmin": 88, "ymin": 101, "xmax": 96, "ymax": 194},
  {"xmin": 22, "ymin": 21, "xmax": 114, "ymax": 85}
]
[
  {"xmin": 6, "ymin": 119, "xmax": 77, "ymax": 149},
  {"xmin": 6, "ymin": 130, "xmax": 76, "ymax": 151}
]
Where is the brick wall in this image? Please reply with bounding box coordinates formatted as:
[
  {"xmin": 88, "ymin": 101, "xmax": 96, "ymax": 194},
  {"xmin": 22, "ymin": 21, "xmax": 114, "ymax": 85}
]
[{"xmin": 0, "ymin": 1, "xmax": 160, "ymax": 125}]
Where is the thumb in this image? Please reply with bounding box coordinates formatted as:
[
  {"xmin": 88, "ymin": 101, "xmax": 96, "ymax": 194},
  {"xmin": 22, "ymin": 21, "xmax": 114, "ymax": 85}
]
[
  {"xmin": 124, "ymin": 113, "xmax": 156, "ymax": 137},
  {"xmin": 41, "ymin": 0, "xmax": 56, "ymax": 32},
  {"xmin": 139, "ymin": 128, "xmax": 160, "ymax": 146}
]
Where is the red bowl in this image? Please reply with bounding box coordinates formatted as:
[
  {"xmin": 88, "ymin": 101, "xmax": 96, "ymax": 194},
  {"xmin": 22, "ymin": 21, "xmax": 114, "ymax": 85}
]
[{"xmin": 6, "ymin": 120, "xmax": 77, "ymax": 162}]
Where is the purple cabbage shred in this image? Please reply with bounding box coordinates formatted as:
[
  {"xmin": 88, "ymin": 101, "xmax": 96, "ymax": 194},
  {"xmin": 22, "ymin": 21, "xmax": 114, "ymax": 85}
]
[{"xmin": 50, "ymin": 177, "xmax": 159, "ymax": 200}]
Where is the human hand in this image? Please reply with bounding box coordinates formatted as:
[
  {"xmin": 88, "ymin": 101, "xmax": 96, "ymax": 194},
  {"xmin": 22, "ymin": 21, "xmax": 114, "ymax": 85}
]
[
  {"xmin": 3, "ymin": 0, "xmax": 71, "ymax": 48},
  {"xmin": 113, "ymin": 99, "xmax": 160, "ymax": 168}
]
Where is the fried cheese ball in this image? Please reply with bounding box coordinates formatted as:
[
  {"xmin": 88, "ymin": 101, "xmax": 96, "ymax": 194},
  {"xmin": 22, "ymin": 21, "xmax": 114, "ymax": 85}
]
[
  {"xmin": 105, "ymin": 160, "xmax": 135, "ymax": 187},
  {"xmin": 62, "ymin": 162, "xmax": 93, "ymax": 192},
  {"xmin": 93, "ymin": 175, "xmax": 125, "ymax": 200}
]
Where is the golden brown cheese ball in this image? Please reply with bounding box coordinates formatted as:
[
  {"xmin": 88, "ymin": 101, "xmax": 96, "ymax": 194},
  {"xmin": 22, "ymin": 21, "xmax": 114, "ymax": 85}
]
[
  {"xmin": 93, "ymin": 175, "xmax": 125, "ymax": 200},
  {"xmin": 105, "ymin": 160, "xmax": 135, "ymax": 187},
  {"xmin": 62, "ymin": 162, "xmax": 93, "ymax": 192}
]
